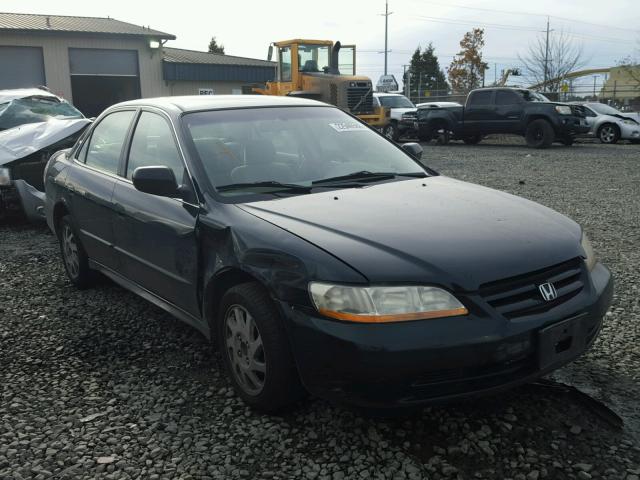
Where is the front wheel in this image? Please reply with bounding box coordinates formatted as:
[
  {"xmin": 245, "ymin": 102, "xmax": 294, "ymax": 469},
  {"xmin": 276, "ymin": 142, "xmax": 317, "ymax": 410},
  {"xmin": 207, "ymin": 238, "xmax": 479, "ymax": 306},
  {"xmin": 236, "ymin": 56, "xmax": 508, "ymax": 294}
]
[
  {"xmin": 217, "ymin": 282, "xmax": 304, "ymax": 412},
  {"xmin": 598, "ymin": 124, "xmax": 620, "ymax": 144},
  {"xmin": 525, "ymin": 119, "xmax": 554, "ymax": 149},
  {"xmin": 382, "ymin": 122, "xmax": 399, "ymax": 142}
]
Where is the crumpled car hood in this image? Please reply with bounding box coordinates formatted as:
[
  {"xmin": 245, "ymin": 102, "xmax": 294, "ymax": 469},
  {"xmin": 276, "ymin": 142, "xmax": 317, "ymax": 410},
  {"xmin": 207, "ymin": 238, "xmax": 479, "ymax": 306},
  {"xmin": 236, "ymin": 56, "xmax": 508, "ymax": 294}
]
[
  {"xmin": 0, "ymin": 118, "xmax": 90, "ymax": 166},
  {"xmin": 238, "ymin": 176, "xmax": 583, "ymax": 290}
]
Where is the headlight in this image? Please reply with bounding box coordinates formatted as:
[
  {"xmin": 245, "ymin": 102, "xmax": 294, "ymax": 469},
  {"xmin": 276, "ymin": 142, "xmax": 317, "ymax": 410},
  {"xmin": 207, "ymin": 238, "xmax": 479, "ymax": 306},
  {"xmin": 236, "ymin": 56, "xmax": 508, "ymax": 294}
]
[
  {"xmin": 309, "ymin": 283, "xmax": 468, "ymax": 323},
  {"xmin": 555, "ymin": 105, "xmax": 572, "ymax": 115},
  {"xmin": 0, "ymin": 167, "xmax": 11, "ymax": 186},
  {"xmin": 622, "ymin": 119, "xmax": 637, "ymax": 125},
  {"xmin": 581, "ymin": 232, "xmax": 596, "ymax": 271}
]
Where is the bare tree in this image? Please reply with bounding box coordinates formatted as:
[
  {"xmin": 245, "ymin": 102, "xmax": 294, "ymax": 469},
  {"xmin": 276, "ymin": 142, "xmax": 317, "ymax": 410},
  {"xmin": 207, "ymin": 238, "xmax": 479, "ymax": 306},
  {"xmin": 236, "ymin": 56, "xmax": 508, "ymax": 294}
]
[
  {"xmin": 519, "ymin": 30, "xmax": 586, "ymax": 92},
  {"xmin": 618, "ymin": 37, "xmax": 640, "ymax": 89}
]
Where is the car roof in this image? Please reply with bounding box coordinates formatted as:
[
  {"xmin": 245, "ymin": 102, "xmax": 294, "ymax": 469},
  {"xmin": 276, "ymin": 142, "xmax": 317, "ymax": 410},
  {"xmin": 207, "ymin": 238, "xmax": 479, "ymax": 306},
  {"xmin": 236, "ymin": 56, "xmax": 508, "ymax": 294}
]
[
  {"xmin": 112, "ymin": 95, "xmax": 328, "ymax": 112},
  {"xmin": 373, "ymin": 92, "xmax": 405, "ymax": 97}
]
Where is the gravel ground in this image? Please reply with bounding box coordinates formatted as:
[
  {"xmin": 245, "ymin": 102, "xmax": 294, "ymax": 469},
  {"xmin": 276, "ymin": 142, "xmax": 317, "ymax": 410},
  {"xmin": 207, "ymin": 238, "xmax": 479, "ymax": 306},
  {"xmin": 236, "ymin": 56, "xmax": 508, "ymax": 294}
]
[{"xmin": 1, "ymin": 138, "xmax": 639, "ymax": 480}]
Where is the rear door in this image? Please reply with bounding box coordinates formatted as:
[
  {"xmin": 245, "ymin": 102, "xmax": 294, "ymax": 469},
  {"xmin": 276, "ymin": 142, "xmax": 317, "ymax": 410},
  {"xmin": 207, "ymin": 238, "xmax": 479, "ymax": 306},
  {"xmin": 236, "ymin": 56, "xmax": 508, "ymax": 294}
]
[
  {"xmin": 65, "ymin": 109, "xmax": 136, "ymax": 270},
  {"xmin": 494, "ymin": 90, "xmax": 525, "ymax": 132},
  {"xmin": 111, "ymin": 109, "xmax": 200, "ymax": 316},
  {"xmin": 463, "ymin": 90, "xmax": 495, "ymax": 135}
]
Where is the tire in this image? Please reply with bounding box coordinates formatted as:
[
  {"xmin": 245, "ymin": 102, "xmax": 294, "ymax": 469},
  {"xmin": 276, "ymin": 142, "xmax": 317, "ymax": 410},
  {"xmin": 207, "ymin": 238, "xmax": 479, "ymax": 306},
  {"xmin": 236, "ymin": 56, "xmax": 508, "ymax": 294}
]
[
  {"xmin": 560, "ymin": 136, "xmax": 575, "ymax": 146},
  {"xmin": 432, "ymin": 124, "xmax": 450, "ymax": 145},
  {"xmin": 217, "ymin": 282, "xmax": 304, "ymax": 412},
  {"xmin": 463, "ymin": 135, "xmax": 482, "ymax": 145},
  {"xmin": 382, "ymin": 122, "xmax": 399, "ymax": 142},
  {"xmin": 57, "ymin": 215, "xmax": 94, "ymax": 289},
  {"xmin": 525, "ymin": 119, "xmax": 554, "ymax": 149},
  {"xmin": 598, "ymin": 123, "xmax": 620, "ymax": 144}
]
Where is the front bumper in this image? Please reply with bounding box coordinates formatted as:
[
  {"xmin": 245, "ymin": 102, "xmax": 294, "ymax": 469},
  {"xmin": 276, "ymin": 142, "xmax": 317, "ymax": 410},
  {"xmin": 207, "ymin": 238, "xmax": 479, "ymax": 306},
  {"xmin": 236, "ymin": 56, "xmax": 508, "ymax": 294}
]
[
  {"xmin": 0, "ymin": 180, "xmax": 45, "ymax": 222},
  {"xmin": 620, "ymin": 123, "xmax": 640, "ymax": 140},
  {"xmin": 556, "ymin": 116, "xmax": 590, "ymax": 136},
  {"xmin": 279, "ymin": 263, "xmax": 613, "ymax": 408}
]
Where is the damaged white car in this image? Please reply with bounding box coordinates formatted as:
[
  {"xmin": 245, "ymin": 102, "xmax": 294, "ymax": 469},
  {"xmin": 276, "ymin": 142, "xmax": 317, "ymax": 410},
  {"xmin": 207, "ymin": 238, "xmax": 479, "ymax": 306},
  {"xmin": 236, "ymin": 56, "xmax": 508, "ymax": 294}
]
[{"xmin": 0, "ymin": 88, "xmax": 90, "ymax": 221}]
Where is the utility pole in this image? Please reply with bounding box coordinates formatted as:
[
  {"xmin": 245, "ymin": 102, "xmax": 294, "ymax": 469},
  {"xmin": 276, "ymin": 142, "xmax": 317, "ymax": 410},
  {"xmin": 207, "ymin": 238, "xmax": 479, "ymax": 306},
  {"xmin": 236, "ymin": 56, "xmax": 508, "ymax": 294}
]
[
  {"xmin": 494, "ymin": 63, "xmax": 497, "ymax": 84},
  {"xmin": 593, "ymin": 75, "xmax": 597, "ymax": 98},
  {"xmin": 381, "ymin": 0, "xmax": 393, "ymax": 75},
  {"xmin": 543, "ymin": 16, "xmax": 550, "ymax": 92}
]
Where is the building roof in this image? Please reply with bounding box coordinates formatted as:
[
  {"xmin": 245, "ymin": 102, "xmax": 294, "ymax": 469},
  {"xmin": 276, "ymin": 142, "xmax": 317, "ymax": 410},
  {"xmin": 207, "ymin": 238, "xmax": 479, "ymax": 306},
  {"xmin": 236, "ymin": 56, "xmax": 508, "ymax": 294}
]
[
  {"xmin": 0, "ymin": 12, "xmax": 175, "ymax": 39},
  {"xmin": 163, "ymin": 47, "xmax": 275, "ymax": 68}
]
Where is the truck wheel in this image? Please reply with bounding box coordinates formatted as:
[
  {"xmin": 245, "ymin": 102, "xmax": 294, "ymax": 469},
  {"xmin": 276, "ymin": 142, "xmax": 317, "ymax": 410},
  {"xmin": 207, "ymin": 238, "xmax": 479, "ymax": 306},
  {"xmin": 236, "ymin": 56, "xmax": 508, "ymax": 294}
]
[
  {"xmin": 598, "ymin": 124, "xmax": 620, "ymax": 144},
  {"xmin": 463, "ymin": 135, "xmax": 482, "ymax": 145},
  {"xmin": 217, "ymin": 282, "xmax": 305, "ymax": 412},
  {"xmin": 382, "ymin": 122, "xmax": 399, "ymax": 142},
  {"xmin": 525, "ymin": 119, "xmax": 554, "ymax": 149},
  {"xmin": 57, "ymin": 215, "xmax": 95, "ymax": 289},
  {"xmin": 432, "ymin": 125, "xmax": 450, "ymax": 145}
]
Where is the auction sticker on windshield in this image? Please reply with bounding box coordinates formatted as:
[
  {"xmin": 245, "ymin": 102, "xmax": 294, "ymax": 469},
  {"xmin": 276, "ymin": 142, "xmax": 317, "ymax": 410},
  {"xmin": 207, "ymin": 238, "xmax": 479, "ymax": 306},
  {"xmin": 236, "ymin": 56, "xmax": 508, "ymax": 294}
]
[{"xmin": 329, "ymin": 122, "xmax": 367, "ymax": 132}]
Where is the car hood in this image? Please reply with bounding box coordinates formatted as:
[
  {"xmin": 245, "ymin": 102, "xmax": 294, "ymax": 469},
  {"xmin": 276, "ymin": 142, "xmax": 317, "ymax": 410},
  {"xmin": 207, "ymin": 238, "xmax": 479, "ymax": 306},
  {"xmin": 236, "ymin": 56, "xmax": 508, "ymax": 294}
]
[{"xmin": 238, "ymin": 176, "xmax": 583, "ymax": 290}]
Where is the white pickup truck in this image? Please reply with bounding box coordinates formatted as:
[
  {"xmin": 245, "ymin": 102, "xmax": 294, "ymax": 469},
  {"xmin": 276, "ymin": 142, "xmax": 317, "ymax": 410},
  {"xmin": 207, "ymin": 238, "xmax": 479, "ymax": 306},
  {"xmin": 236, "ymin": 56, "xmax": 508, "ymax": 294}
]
[{"xmin": 373, "ymin": 92, "xmax": 416, "ymax": 141}]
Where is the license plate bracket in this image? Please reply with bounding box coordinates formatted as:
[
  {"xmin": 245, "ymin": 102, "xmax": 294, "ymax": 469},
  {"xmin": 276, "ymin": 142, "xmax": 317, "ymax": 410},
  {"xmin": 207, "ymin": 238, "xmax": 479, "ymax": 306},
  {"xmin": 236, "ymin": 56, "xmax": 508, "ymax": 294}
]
[{"xmin": 538, "ymin": 315, "xmax": 586, "ymax": 370}]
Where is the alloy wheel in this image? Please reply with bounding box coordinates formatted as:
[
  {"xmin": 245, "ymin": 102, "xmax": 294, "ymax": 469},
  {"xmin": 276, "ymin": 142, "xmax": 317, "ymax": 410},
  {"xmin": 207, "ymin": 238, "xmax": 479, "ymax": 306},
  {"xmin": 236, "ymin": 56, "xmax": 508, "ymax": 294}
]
[
  {"xmin": 600, "ymin": 126, "xmax": 616, "ymax": 143},
  {"xmin": 62, "ymin": 224, "xmax": 80, "ymax": 279},
  {"xmin": 224, "ymin": 305, "xmax": 266, "ymax": 395}
]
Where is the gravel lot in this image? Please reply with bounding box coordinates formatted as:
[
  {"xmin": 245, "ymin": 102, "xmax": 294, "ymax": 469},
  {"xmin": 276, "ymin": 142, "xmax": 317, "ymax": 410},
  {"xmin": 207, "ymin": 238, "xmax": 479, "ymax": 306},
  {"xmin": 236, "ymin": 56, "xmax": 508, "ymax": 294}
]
[{"xmin": 1, "ymin": 138, "xmax": 639, "ymax": 480}]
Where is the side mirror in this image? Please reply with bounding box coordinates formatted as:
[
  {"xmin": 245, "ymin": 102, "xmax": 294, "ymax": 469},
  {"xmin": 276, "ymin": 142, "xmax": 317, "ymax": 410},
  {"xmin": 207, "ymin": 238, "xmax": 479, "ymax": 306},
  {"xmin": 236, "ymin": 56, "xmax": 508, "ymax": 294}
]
[
  {"xmin": 267, "ymin": 45, "xmax": 273, "ymax": 62},
  {"xmin": 401, "ymin": 142, "xmax": 423, "ymax": 160},
  {"xmin": 132, "ymin": 166, "xmax": 179, "ymax": 197}
]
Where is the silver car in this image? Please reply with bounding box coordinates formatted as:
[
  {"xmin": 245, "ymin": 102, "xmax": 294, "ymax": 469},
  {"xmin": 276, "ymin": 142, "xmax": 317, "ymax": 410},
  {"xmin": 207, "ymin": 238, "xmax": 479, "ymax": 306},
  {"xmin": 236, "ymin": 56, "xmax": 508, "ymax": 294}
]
[{"xmin": 577, "ymin": 102, "xmax": 640, "ymax": 144}]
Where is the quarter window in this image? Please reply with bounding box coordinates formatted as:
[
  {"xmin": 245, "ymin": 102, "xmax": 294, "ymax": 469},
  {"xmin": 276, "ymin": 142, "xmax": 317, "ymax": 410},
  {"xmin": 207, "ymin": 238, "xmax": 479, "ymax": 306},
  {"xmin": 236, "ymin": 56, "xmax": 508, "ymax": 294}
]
[
  {"xmin": 126, "ymin": 112, "xmax": 184, "ymax": 182},
  {"xmin": 85, "ymin": 110, "xmax": 135, "ymax": 175}
]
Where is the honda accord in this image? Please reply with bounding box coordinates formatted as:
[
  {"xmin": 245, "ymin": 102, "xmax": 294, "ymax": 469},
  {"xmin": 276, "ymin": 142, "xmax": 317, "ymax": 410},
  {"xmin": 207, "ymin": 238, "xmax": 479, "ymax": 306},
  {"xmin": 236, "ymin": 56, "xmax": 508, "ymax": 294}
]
[{"xmin": 44, "ymin": 95, "xmax": 613, "ymax": 411}]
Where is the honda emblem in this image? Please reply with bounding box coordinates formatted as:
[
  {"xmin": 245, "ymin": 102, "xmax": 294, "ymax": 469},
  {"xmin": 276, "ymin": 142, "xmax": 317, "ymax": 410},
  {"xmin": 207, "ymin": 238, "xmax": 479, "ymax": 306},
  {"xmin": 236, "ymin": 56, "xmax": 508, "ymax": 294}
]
[{"xmin": 538, "ymin": 282, "xmax": 558, "ymax": 302}]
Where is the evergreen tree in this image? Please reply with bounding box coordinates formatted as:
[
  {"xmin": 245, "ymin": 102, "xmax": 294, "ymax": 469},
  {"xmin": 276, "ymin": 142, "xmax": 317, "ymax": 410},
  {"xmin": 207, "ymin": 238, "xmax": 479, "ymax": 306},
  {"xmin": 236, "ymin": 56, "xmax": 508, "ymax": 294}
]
[
  {"xmin": 208, "ymin": 37, "xmax": 225, "ymax": 54},
  {"xmin": 404, "ymin": 43, "xmax": 449, "ymax": 100}
]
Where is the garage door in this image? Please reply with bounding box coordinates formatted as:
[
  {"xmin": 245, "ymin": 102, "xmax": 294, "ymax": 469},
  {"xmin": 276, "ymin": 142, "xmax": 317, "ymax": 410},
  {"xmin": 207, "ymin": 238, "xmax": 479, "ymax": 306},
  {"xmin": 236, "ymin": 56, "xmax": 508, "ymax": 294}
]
[
  {"xmin": 68, "ymin": 48, "xmax": 141, "ymax": 117},
  {"xmin": 0, "ymin": 46, "xmax": 45, "ymax": 89}
]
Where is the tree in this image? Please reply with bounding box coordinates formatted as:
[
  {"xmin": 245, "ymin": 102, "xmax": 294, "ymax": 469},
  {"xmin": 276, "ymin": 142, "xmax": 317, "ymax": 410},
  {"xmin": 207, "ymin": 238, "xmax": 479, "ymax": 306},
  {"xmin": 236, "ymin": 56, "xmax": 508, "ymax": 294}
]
[
  {"xmin": 448, "ymin": 28, "xmax": 489, "ymax": 94},
  {"xmin": 618, "ymin": 37, "xmax": 640, "ymax": 90},
  {"xmin": 208, "ymin": 36, "xmax": 225, "ymax": 54},
  {"xmin": 404, "ymin": 43, "xmax": 449, "ymax": 99},
  {"xmin": 518, "ymin": 30, "xmax": 585, "ymax": 92}
]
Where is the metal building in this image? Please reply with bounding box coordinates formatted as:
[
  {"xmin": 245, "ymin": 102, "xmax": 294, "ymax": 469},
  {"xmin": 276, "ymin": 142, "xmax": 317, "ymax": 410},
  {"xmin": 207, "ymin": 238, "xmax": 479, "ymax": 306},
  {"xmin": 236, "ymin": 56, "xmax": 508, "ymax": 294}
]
[{"xmin": 0, "ymin": 12, "xmax": 275, "ymax": 116}]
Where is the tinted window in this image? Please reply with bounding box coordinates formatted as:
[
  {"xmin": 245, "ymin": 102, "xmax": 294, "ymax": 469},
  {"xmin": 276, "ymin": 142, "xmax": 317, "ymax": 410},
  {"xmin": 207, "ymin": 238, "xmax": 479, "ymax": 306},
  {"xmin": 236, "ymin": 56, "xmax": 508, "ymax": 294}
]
[
  {"xmin": 85, "ymin": 110, "xmax": 135, "ymax": 174},
  {"xmin": 127, "ymin": 112, "xmax": 184, "ymax": 181},
  {"xmin": 468, "ymin": 91, "xmax": 492, "ymax": 106},
  {"xmin": 183, "ymin": 106, "xmax": 426, "ymax": 198},
  {"xmin": 495, "ymin": 90, "xmax": 521, "ymax": 105}
]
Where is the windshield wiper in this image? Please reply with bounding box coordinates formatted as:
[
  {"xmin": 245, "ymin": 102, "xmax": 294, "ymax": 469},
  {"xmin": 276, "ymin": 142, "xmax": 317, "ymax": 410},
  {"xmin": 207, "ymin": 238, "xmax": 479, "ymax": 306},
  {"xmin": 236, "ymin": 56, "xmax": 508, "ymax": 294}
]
[
  {"xmin": 312, "ymin": 170, "xmax": 426, "ymax": 185},
  {"xmin": 217, "ymin": 181, "xmax": 312, "ymax": 193}
]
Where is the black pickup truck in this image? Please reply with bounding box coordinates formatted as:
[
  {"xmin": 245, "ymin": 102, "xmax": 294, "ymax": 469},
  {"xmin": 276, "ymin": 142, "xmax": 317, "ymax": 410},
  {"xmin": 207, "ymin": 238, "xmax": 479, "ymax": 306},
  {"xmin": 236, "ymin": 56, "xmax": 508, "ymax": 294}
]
[{"xmin": 414, "ymin": 87, "xmax": 589, "ymax": 148}]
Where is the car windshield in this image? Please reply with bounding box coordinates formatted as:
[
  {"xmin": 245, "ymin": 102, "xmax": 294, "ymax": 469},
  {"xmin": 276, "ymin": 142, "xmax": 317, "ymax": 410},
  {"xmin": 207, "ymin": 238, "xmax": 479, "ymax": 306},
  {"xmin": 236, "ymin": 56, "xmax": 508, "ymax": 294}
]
[
  {"xmin": 519, "ymin": 90, "xmax": 549, "ymax": 102},
  {"xmin": 589, "ymin": 103, "xmax": 621, "ymax": 116},
  {"xmin": 183, "ymin": 106, "xmax": 426, "ymax": 198},
  {"xmin": 378, "ymin": 96, "xmax": 415, "ymax": 108},
  {"xmin": 0, "ymin": 96, "xmax": 84, "ymax": 130}
]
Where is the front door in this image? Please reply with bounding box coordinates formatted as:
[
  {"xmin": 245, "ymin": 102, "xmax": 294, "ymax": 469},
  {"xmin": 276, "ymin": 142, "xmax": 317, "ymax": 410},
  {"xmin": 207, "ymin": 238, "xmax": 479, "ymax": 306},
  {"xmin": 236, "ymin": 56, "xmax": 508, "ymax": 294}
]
[
  {"xmin": 111, "ymin": 110, "xmax": 200, "ymax": 317},
  {"xmin": 463, "ymin": 89, "xmax": 495, "ymax": 135}
]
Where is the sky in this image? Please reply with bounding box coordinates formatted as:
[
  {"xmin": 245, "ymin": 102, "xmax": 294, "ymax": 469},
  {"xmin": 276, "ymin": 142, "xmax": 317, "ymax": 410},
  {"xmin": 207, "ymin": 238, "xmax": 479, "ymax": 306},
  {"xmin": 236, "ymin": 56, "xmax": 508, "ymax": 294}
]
[{"xmin": 2, "ymin": 0, "xmax": 639, "ymax": 92}]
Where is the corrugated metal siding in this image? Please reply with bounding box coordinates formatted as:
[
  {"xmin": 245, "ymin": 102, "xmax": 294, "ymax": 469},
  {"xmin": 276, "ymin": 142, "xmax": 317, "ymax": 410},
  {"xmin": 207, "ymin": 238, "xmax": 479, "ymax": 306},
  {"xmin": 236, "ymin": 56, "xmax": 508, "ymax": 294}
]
[{"xmin": 163, "ymin": 62, "xmax": 275, "ymax": 83}]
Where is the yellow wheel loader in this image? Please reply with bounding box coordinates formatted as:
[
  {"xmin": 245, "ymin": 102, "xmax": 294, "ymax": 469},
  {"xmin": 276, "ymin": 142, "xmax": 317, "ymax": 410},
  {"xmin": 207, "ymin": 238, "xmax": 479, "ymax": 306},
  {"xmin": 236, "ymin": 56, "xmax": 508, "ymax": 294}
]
[{"xmin": 253, "ymin": 39, "xmax": 389, "ymax": 128}]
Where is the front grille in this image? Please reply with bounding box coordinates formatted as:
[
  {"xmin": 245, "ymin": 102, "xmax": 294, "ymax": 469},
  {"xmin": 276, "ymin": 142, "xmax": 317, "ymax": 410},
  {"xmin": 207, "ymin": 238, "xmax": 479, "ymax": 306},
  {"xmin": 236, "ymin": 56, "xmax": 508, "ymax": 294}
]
[
  {"xmin": 402, "ymin": 111, "xmax": 417, "ymax": 121},
  {"xmin": 347, "ymin": 87, "xmax": 373, "ymax": 114},
  {"xmin": 479, "ymin": 258, "xmax": 584, "ymax": 320}
]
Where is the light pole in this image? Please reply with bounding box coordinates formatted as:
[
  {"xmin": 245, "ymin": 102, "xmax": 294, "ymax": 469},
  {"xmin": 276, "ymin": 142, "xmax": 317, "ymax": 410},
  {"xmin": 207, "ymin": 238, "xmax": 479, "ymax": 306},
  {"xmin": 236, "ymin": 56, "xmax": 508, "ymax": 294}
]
[{"xmin": 381, "ymin": 0, "xmax": 393, "ymax": 75}]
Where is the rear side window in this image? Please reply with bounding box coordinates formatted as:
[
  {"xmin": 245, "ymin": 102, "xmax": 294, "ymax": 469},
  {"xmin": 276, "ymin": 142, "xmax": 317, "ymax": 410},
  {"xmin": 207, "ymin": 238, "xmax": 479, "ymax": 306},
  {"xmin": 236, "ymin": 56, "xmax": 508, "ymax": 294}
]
[
  {"xmin": 126, "ymin": 112, "xmax": 184, "ymax": 181},
  {"xmin": 495, "ymin": 90, "xmax": 521, "ymax": 105},
  {"xmin": 468, "ymin": 90, "xmax": 493, "ymax": 106},
  {"xmin": 84, "ymin": 111, "xmax": 135, "ymax": 175}
]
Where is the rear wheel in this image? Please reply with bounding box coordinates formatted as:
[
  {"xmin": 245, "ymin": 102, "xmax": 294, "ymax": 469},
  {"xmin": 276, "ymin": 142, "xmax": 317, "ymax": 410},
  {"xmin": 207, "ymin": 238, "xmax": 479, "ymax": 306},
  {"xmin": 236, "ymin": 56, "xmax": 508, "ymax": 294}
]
[
  {"xmin": 525, "ymin": 119, "xmax": 554, "ymax": 149},
  {"xmin": 57, "ymin": 215, "xmax": 94, "ymax": 289},
  {"xmin": 598, "ymin": 123, "xmax": 620, "ymax": 144},
  {"xmin": 217, "ymin": 282, "xmax": 304, "ymax": 412},
  {"xmin": 463, "ymin": 135, "xmax": 482, "ymax": 145}
]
